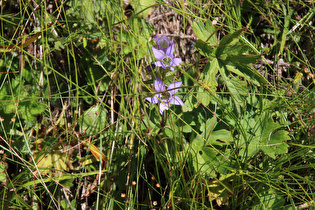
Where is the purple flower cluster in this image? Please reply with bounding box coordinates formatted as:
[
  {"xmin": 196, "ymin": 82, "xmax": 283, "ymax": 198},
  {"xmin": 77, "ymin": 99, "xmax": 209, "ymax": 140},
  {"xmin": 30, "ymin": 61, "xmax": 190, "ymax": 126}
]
[
  {"xmin": 145, "ymin": 35, "xmax": 184, "ymax": 115},
  {"xmin": 145, "ymin": 77, "xmax": 184, "ymax": 115},
  {"xmin": 152, "ymin": 35, "xmax": 182, "ymax": 71}
]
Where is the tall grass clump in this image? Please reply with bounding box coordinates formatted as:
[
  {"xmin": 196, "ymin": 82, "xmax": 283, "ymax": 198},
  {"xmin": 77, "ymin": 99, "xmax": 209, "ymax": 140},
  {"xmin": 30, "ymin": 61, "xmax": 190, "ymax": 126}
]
[{"xmin": 0, "ymin": 0, "xmax": 314, "ymax": 209}]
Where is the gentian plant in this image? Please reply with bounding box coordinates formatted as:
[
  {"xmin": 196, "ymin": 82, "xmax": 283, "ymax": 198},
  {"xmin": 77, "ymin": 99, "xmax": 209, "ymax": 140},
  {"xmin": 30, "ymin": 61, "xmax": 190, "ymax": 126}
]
[
  {"xmin": 155, "ymin": 35, "xmax": 172, "ymax": 52},
  {"xmin": 145, "ymin": 77, "xmax": 184, "ymax": 115},
  {"xmin": 145, "ymin": 34, "xmax": 184, "ymax": 116},
  {"xmin": 152, "ymin": 42, "xmax": 182, "ymax": 71}
]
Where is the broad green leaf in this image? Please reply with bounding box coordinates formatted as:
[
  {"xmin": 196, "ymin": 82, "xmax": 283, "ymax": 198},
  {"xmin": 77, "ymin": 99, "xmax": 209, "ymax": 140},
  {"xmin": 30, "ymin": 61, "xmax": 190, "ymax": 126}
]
[
  {"xmin": 192, "ymin": 20, "xmax": 217, "ymax": 44},
  {"xmin": 239, "ymin": 114, "xmax": 290, "ymax": 159},
  {"xmin": 221, "ymin": 74, "xmax": 248, "ymax": 104},
  {"xmin": 130, "ymin": 0, "xmax": 155, "ymax": 18},
  {"xmin": 188, "ymin": 117, "xmax": 233, "ymax": 177},
  {"xmin": 195, "ymin": 87, "xmax": 212, "ymax": 107},
  {"xmin": 260, "ymin": 129, "xmax": 290, "ymax": 159},
  {"xmin": 208, "ymin": 129, "xmax": 233, "ymax": 145},
  {"xmin": 200, "ymin": 117, "xmax": 217, "ymax": 135},
  {"xmin": 199, "ymin": 117, "xmax": 233, "ymax": 145},
  {"xmin": 228, "ymin": 54, "xmax": 260, "ymax": 65},
  {"xmin": 195, "ymin": 59, "xmax": 219, "ymax": 107},
  {"xmin": 225, "ymin": 64, "xmax": 264, "ymax": 86},
  {"xmin": 165, "ymin": 125, "xmax": 179, "ymax": 139},
  {"xmin": 190, "ymin": 139, "xmax": 231, "ymax": 177},
  {"xmin": 4, "ymin": 100, "xmax": 47, "ymax": 122},
  {"xmin": 190, "ymin": 137, "xmax": 217, "ymax": 177},
  {"xmin": 78, "ymin": 104, "xmax": 108, "ymax": 135}
]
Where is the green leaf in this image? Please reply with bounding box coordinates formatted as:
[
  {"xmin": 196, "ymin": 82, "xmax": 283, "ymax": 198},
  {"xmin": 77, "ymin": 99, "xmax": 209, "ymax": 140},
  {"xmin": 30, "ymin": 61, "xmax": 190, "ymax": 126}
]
[
  {"xmin": 204, "ymin": 58, "xmax": 219, "ymax": 90},
  {"xmin": 130, "ymin": 0, "xmax": 155, "ymax": 18},
  {"xmin": 199, "ymin": 117, "xmax": 233, "ymax": 145},
  {"xmin": 260, "ymin": 130, "xmax": 290, "ymax": 159},
  {"xmin": 195, "ymin": 59, "xmax": 219, "ymax": 107},
  {"xmin": 253, "ymin": 188, "xmax": 285, "ymax": 209},
  {"xmin": 78, "ymin": 104, "xmax": 108, "ymax": 135},
  {"xmin": 200, "ymin": 117, "xmax": 217, "ymax": 135},
  {"xmin": 228, "ymin": 54, "xmax": 260, "ymax": 65},
  {"xmin": 239, "ymin": 113, "xmax": 290, "ymax": 159},
  {"xmin": 190, "ymin": 136, "xmax": 216, "ymax": 177},
  {"xmin": 192, "ymin": 20, "xmax": 217, "ymax": 44},
  {"xmin": 208, "ymin": 129, "xmax": 233, "ymax": 145},
  {"xmin": 4, "ymin": 100, "xmax": 47, "ymax": 122},
  {"xmin": 67, "ymin": 0, "xmax": 109, "ymax": 29},
  {"xmin": 188, "ymin": 116, "xmax": 233, "ymax": 177},
  {"xmin": 0, "ymin": 162, "xmax": 6, "ymax": 183},
  {"xmin": 165, "ymin": 125, "xmax": 179, "ymax": 139},
  {"xmin": 190, "ymin": 137, "xmax": 232, "ymax": 177},
  {"xmin": 195, "ymin": 40, "xmax": 215, "ymax": 57},
  {"xmin": 116, "ymin": 18, "xmax": 153, "ymax": 59},
  {"xmin": 220, "ymin": 72, "xmax": 248, "ymax": 104},
  {"xmin": 195, "ymin": 87, "xmax": 212, "ymax": 107},
  {"xmin": 225, "ymin": 64, "xmax": 264, "ymax": 86},
  {"xmin": 183, "ymin": 93, "xmax": 194, "ymax": 112},
  {"xmin": 216, "ymin": 29, "xmax": 243, "ymax": 57}
]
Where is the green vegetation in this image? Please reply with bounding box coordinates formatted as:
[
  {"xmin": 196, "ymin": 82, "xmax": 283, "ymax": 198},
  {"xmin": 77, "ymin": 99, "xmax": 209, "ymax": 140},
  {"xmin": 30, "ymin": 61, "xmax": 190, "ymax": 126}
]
[{"xmin": 0, "ymin": 0, "xmax": 314, "ymax": 209}]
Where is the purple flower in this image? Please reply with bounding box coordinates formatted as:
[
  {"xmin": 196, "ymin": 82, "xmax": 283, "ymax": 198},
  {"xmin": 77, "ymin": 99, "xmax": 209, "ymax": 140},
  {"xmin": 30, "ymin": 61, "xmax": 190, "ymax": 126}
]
[
  {"xmin": 152, "ymin": 43, "xmax": 182, "ymax": 71},
  {"xmin": 155, "ymin": 35, "xmax": 172, "ymax": 52},
  {"xmin": 145, "ymin": 77, "xmax": 184, "ymax": 115},
  {"xmin": 145, "ymin": 64, "xmax": 156, "ymax": 72}
]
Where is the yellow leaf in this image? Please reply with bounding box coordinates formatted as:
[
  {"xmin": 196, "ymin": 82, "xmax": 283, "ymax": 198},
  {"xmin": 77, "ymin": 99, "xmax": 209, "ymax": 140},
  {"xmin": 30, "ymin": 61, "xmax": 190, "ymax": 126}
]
[{"xmin": 82, "ymin": 141, "xmax": 107, "ymax": 163}]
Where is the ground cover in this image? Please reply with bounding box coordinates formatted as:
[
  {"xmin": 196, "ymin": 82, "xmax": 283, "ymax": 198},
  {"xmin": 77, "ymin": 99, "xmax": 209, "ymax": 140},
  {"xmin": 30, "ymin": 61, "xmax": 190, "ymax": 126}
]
[{"xmin": 0, "ymin": 0, "xmax": 314, "ymax": 209}]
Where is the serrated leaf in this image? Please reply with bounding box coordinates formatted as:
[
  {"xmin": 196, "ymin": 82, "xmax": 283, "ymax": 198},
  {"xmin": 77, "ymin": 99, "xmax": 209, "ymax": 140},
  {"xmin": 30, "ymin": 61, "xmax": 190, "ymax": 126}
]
[
  {"xmin": 225, "ymin": 64, "xmax": 263, "ymax": 86},
  {"xmin": 216, "ymin": 29, "xmax": 243, "ymax": 57},
  {"xmin": 223, "ymin": 76, "xmax": 248, "ymax": 104},
  {"xmin": 195, "ymin": 40, "xmax": 215, "ymax": 57},
  {"xmin": 240, "ymin": 114, "xmax": 290, "ymax": 159},
  {"xmin": 192, "ymin": 20, "xmax": 217, "ymax": 44}
]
